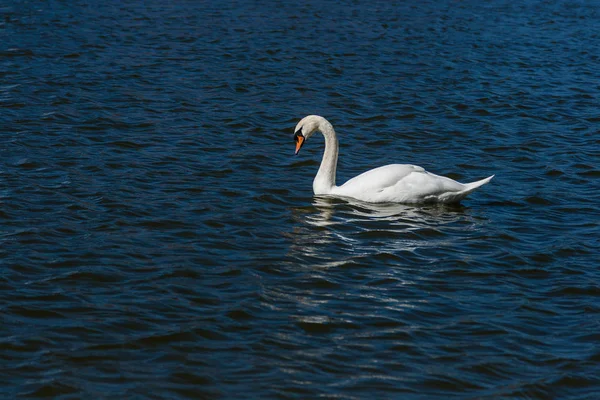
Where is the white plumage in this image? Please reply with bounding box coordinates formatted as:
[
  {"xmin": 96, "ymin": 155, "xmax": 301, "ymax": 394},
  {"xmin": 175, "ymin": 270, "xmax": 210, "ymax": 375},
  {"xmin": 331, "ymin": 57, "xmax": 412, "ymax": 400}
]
[{"xmin": 293, "ymin": 115, "xmax": 493, "ymax": 204}]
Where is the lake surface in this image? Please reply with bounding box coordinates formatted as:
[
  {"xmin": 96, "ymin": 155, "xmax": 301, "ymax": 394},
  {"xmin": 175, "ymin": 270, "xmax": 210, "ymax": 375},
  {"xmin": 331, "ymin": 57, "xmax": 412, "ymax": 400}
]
[{"xmin": 1, "ymin": 0, "xmax": 599, "ymax": 398}]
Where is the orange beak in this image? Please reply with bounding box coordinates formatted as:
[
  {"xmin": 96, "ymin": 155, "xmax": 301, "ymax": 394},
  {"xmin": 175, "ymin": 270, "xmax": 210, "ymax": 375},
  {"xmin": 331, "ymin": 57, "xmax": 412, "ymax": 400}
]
[{"xmin": 294, "ymin": 133, "xmax": 305, "ymax": 155}]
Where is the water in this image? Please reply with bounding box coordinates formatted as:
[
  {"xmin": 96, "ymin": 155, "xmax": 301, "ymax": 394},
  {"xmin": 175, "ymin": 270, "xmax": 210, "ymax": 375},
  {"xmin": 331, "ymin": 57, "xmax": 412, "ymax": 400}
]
[{"xmin": 1, "ymin": 0, "xmax": 599, "ymax": 398}]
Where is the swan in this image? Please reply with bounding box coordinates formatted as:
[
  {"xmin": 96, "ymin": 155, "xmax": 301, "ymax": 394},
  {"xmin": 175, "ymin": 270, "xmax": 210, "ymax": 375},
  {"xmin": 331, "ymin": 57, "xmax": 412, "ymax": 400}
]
[{"xmin": 293, "ymin": 115, "xmax": 494, "ymax": 204}]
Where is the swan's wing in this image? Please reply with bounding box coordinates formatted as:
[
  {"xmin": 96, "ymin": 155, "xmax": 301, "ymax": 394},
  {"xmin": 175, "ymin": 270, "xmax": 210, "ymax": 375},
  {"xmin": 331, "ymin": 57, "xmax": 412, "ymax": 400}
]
[
  {"xmin": 334, "ymin": 164, "xmax": 470, "ymax": 203},
  {"xmin": 334, "ymin": 164, "xmax": 425, "ymax": 197},
  {"xmin": 386, "ymin": 169, "xmax": 465, "ymax": 200}
]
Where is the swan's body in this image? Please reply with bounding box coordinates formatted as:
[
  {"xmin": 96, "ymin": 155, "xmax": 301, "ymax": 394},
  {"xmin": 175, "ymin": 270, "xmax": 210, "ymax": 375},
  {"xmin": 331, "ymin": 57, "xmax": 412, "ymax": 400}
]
[{"xmin": 294, "ymin": 115, "xmax": 493, "ymax": 204}]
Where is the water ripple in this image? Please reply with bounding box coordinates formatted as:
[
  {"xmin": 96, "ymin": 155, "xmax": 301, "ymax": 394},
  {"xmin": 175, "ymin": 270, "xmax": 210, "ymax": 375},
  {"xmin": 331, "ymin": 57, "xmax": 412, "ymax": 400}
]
[{"xmin": 1, "ymin": 0, "xmax": 600, "ymax": 398}]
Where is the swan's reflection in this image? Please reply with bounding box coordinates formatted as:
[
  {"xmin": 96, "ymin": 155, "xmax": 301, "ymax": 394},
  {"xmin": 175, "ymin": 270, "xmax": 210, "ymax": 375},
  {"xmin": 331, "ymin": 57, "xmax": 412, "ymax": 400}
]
[
  {"xmin": 281, "ymin": 197, "xmax": 490, "ymax": 317},
  {"xmin": 287, "ymin": 197, "xmax": 348, "ymax": 263},
  {"xmin": 303, "ymin": 195, "xmax": 470, "ymax": 228},
  {"xmin": 288, "ymin": 195, "xmax": 485, "ymax": 264},
  {"xmin": 311, "ymin": 195, "xmax": 467, "ymax": 222}
]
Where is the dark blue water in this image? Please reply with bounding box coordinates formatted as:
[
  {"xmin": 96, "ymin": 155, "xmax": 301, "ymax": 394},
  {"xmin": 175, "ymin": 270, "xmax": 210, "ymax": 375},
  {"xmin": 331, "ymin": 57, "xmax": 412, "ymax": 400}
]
[{"xmin": 2, "ymin": 0, "xmax": 599, "ymax": 398}]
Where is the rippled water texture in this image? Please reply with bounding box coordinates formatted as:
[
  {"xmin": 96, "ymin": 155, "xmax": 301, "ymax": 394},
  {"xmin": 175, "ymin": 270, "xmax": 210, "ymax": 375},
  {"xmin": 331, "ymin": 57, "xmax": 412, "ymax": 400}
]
[{"xmin": 1, "ymin": 0, "xmax": 599, "ymax": 398}]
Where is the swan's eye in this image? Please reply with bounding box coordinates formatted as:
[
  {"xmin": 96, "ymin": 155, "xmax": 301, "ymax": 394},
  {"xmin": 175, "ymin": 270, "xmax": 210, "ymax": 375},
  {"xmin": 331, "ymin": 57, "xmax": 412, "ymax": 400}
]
[{"xmin": 294, "ymin": 130, "xmax": 303, "ymax": 142}]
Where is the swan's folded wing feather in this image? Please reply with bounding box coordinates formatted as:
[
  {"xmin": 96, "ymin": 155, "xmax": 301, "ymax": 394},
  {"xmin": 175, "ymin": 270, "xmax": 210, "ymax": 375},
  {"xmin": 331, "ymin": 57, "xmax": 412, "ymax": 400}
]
[
  {"xmin": 334, "ymin": 164, "xmax": 472, "ymax": 203},
  {"xmin": 337, "ymin": 164, "xmax": 423, "ymax": 194},
  {"xmin": 331, "ymin": 163, "xmax": 491, "ymax": 203}
]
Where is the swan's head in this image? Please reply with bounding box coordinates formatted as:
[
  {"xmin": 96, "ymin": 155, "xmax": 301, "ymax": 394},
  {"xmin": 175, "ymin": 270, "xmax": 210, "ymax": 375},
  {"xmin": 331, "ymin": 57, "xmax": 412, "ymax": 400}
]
[{"xmin": 293, "ymin": 115, "xmax": 325, "ymax": 155}]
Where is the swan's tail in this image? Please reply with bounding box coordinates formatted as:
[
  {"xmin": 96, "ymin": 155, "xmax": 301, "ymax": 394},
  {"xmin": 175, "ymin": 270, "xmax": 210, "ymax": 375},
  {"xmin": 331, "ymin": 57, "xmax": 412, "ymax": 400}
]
[
  {"xmin": 438, "ymin": 175, "xmax": 495, "ymax": 204},
  {"xmin": 463, "ymin": 174, "xmax": 495, "ymax": 192}
]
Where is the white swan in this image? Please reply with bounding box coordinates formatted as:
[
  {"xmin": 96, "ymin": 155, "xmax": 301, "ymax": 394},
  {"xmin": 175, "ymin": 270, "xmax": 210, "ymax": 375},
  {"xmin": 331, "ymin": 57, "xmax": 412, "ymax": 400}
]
[{"xmin": 294, "ymin": 115, "xmax": 494, "ymax": 204}]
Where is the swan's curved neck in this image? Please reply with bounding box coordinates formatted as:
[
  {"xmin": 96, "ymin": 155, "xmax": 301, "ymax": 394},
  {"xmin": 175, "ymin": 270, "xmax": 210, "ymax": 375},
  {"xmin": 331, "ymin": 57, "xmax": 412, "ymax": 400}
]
[{"xmin": 313, "ymin": 119, "xmax": 338, "ymax": 195}]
